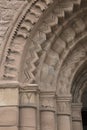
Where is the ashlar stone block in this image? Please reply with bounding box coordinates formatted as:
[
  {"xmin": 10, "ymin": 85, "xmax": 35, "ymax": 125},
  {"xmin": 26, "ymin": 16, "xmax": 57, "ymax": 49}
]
[
  {"xmin": 19, "ymin": 108, "xmax": 36, "ymax": 127},
  {"xmin": 0, "ymin": 107, "xmax": 18, "ymax": 126},
  {"xmin": 0, "ymin": 88, "xmax": 19, "ymax": 106},
  {"xmin": 0, "ymin": 126, "xmax": 18, "ymax": 130}
]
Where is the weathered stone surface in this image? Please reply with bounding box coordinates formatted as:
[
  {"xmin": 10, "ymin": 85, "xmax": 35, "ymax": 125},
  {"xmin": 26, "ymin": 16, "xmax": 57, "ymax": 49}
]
[
  {"xmin": 57, "ymin": 116, "xmax": 71, "ymax": 130},
  {"xmin": 0, "ymin": 0, "xmax": 24, "ymax": 48},
  {"xmin": 72, "ymin": 103, "xmax": 83, "ymax": 130},
  {"xmin": 20, "ymin": 92, "xmax": 36, "ymax": 105},
  {"xmin": 0, "ymin": 0, "xmax": 87, "ymax": 130},
  {"xmin": 19, "ymin": 127, "xmax": 35, "ymax": 130},
  {"xmin": 0, "ymin": 88, "xmax": 19, "ymax": 106},
  {"xmin": 0, "ymin": 127, "xmax": 18, "ymax": 130},
  {"xmin": 0, "ymin": 107, "xmax": 18, "ymax": 126},
  {"xmin": 41, "ymin": 111, "xmax": 55, "ymax": 130},
  {"xmin": 20, "ymin": 108, "xmax": 36, "ymax": 127}
]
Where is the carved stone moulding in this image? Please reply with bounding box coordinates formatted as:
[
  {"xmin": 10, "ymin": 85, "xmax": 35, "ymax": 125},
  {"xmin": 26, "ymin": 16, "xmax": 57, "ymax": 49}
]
[
  {"xmin": 0, "ymin": 0, "xmax": 83, "ymax": 83},
  {"xmin": 0, "ymin": 0, "xmax": 86, "ymax": 98},
  {"xmin": 71, "ymin": 64, "xmax": 87, "ymax": 103},
  {"xmin": 19, "ymin": 83, "xmax": 39, "ymax": 107},
  {"xmin": 40, "ymin": 91, "xmax": 56, "ymax": 111},
  {"xmin": 56, "ymin": 95, "xmax": 72, "ymax": 115},
  {"xmin": 35, "ymin": 9, "xmax": 87, "ymax": 91},
  {"xmin": 56, "ymin": 35, "xmax": 87, "ymax": 96},
  {"xmin": 0, "ymin": 0, "xmax": 54, "ymax": 82}
]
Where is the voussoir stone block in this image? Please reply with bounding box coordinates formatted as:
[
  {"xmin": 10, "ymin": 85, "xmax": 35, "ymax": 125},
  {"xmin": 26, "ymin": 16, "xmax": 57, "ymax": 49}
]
[
  {"xmin": 0, "ymin": 88, "xmax": 19, "ymax": 106},
  {"xmin": 0, "ymin": 107, "xmax": 18, "ymax": 126}
]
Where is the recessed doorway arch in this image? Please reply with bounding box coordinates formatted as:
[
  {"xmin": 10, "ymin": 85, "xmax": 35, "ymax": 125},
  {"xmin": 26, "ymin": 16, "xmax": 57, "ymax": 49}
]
[
  {"xmin": 81, "ymin": 88, "xmax": 87, "ymax": 130},
  {"xmin": 71, "ymin": 62, "xmax": 87, "ymax": 130}
]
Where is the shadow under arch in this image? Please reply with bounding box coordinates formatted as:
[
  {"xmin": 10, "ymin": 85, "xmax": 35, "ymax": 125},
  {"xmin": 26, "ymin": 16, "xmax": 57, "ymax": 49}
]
[
  {"xmin": 81, "ymin": 88, "xmax": 87, "ymax": 130},
  {"xmin": 71, "ymin": 59, "xmax": 87, "ymax": 130}
]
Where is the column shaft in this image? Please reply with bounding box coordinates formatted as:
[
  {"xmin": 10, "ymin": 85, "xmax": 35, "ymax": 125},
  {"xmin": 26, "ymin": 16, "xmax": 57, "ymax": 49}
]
[
  {"xmin": 19, "ymin": 85, "xmax": 38, "ymax": 130},
  {"xmin": 20, "ymin": 107, "xmax": 36, "ymax": 130},
  {"xmin": 40, "ymin": 92, "xmax": 56, "ymax": 130},
  {"xmin": 41, "ymin": 110, "xmax": 55, "ymax": 130},
  {"xmin": 57, "ymin": 95, "xmax": 72, "ymax": 130},
  {"xmin": 58, "ymin": 115, "xmax": 71, "ymax": 130}
]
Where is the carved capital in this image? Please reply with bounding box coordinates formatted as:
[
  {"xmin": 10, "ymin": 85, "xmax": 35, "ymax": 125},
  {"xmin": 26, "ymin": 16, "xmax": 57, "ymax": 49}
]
[
  {"xmin": 40, "ymin": 91, "xmax": 56, "ymax": 111},
  {"xmin": 57, "ymin": 95, "xmax": 72, "ymax": 115},
  {"xmin": 19, "ymin": 84, "xmax": 39, "ymax": 107},
  {"xmin": 72, "ymin": 103, "xmax": 82, "ymax": 121}
]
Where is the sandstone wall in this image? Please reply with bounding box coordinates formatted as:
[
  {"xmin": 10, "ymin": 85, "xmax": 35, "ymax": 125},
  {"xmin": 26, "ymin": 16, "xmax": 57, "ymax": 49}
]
[{"xmin": 0, "ymin": 0, "xmax": 25, "ymax": 50}]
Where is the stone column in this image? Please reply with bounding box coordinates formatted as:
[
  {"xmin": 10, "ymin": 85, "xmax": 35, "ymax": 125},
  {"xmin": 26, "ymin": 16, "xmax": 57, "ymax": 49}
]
[
  {"xmin": 72, "ymin": 103, "xmax": 83, "ymax": 130},
  {"xmin": 40, "ymin": 92, "xmax": 56, "ymax": 130},
  {"xmin": 57, "ymin": 95, "xmax": 72, "ymax": 130},
  {"xmin": 0, "ymin": 82, "xmax": 19, "ymax": 130},
  {"xmin": 19, "ymin": 84, "xmax": 39, "ymax": 130}
]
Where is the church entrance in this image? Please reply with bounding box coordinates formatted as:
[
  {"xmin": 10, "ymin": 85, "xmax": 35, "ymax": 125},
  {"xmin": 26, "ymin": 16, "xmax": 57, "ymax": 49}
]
[
  {"xmin": 82, "ymin": 108, "xmax": 87, "ymax": 130},
  {"xmin": 81, "ymin": 90, "xmax": 87, "ymax": 130}
]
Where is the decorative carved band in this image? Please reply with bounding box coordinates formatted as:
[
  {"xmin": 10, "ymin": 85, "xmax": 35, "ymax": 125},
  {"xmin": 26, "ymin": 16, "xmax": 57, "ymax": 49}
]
[
  {"xmin": 40, "ymin": 92, "xmax": 56, "ymax": 110},
  {"xmin": 19, "ymin": 84, "xmax": 39, "ymax": 107},
  {"xmin": 57, "ymin": 96, "xmax": 72, "ymax": 115},
  {"xmin": 1, "ymin": 0, "xmax": 82, "ymax": 84},
  {"xmin": 72, "ymin": 103, "xmax": 82, "ymax": 121},
  {"xmin": 1, "ymin": 0, "xmax": 54, "ymax": 82}
]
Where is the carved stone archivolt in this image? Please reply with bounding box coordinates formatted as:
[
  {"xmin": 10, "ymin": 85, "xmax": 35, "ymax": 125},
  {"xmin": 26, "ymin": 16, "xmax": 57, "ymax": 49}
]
[
  {"xmin": 0, "ymin": 0, "xmax": 54, "ymax": 81},
  {"xmin": 0, "ymin": 0, "xmax": 87, "ymax": 97},
  {"xmin": 71, "ymin": 67, "xmax": 87, "ymax": 103},
  {"xmin": 0, "ymin": 0, "xmax": 82, "ymax": 82},
  {"xmin": 1, "ymin": 1, "xmax": 87, "ymax": 130},
  {"xmin": 38, "ymin": 11, "xmax": 87, "ymax": 94},
  {"xmin": 57, "ymin": 42, "xmax": 87, "ymax": 95}
]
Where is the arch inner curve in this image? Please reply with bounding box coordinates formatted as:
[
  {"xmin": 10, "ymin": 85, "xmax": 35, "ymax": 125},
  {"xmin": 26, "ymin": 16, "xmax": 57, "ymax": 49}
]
[{"xmin": 0, "ymin": 1, "xmax": 87, "ymax": 130}]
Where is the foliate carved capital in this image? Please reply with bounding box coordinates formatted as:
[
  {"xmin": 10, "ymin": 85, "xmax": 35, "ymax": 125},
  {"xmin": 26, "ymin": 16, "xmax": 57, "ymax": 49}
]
[
  {"xmin": 56, "ymin": 95, "xmax": 72, "ymax": 115},
  {"xmin": 40, "ymin": 92, "xmax": 56, "ymax": 111},
  {"xmin": 72, "ymin": 103, "xmax": 82, "ymax": 121}
]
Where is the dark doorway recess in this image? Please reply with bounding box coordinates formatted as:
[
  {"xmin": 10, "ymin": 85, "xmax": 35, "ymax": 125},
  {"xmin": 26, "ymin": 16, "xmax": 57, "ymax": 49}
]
[{"xmin": 82, "ymin": 108, "xmax": 87, "ymax": 130}]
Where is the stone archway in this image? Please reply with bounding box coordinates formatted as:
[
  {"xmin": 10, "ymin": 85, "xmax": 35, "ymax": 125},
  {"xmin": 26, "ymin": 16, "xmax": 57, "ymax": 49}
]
[
  {"xmin": 0, "ymin": 0, "xmax": 87, "ymax": 130},
  {"xmin": 72, "ymin": 87, "xmax": 87, "ymax": 130},
  {"xmin": 71, "ymin": 61, "xmax": 87, "ymax": 130}
]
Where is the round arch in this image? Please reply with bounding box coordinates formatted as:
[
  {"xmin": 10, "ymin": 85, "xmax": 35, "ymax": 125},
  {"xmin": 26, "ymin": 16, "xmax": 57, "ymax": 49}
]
[
  {"xmin": 0, "ymin": 0, "xmax": 83, "ymax": 85},
  {"xmin": 0, "ymin": 1, "xmax": 87, "ymax": 130}
]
